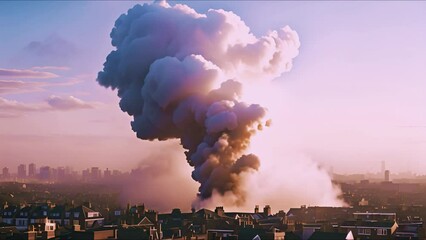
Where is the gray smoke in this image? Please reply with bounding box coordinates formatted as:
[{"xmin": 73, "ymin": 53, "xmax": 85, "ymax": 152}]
[{"xmin": 97, "ymin": 2, "xmax": 299, "ymax": 204}]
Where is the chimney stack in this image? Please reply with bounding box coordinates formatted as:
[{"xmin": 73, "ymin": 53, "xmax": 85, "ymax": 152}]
[
  {"xmin": 254, "ymin": 205, "xmax": 259, "ymax": 213},
  {"xmin": 263, "ymin": 205, "xmax": 271, "ymax": 217},
  {"xmin": 215, "ymin": 206, "xmax": 225, "ymax": 217}
]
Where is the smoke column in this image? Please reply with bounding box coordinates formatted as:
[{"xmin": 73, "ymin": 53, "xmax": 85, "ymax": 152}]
[{"xmin": 97, "ymin": 1, "xmax": 299, "ymax": 204}]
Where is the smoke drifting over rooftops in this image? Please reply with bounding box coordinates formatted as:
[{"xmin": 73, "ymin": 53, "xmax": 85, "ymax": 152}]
[{"xmin": 97, "ymin": 1, "xmax": 300, "ymax": 205}]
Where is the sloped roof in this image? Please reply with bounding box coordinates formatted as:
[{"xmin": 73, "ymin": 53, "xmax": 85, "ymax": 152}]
[
  {"xmin": 70, "ymin": 205, "xmax": 102, "ymax": 219},
  {"xmin": 205, "ymin": 219, "xmax": 235, "ymax": 230},
  {"xmin": 251, "ymin": 213, "xmax": 265, "ymax": 220},
  {"xmin": 341, "ymin": 220, "xmax": 396, "ymax": 228},
  {"xmin": 137, "ymin": 216, "xmax": 154, "ymax": 226},
  {"xmin": 50, "ymin": 205, "xmax": 65, "ymax": 213},
  {"xmin": 308, "ymin": 231, "xmax": 348, "ymax": 240},
  {"xmin": 30, "ymin": 206, "xmax": 49, "ymax": 219},
  {"xmin": 396, "ymin": 225, "xmax": 421, "ymax": 233},
  {"xmin": 195, "ymin": 208, "xmax": 216, "ymax": 219},
  {"xmin": 2, "ymin": 206, "xmax": 17, "ymax": 217},
  {"xmin": 196, "ymin": 208, "xmax": 215, "ymax": 215}
]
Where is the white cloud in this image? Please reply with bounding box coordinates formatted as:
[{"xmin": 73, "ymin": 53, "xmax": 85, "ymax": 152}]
[
  {"xmin": 0, "ymin": 80, "xmax": 44, "ymax": 94},
  {"xmin": 0, "ymin": 68, "xmax": 58, "ymax": 79},
  {"xmin": 0, "ymin": 96, "xmax": 96, "ymax": 118},
  {"xmin": 31, "ymin": 66, "xmax": 70, "ymax": 71},
  {"xmin": 47, "ymin": 95, "xmax": 95, "ymax": 111}
]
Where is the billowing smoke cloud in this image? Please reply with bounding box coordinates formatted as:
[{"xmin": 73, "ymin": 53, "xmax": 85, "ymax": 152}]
[
  {"xmin": 97, "ymin": 2, "xmax": 299, "ymax": 204},
  {"xmin": 116, "ymin": 141, "xmax": 199, "ymax": 212}
]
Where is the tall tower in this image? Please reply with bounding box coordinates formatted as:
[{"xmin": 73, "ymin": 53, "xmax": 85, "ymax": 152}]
[
  {"xmin": 40, "ymin": 166, "xmax": 51, "ymax": 180},
  {"xmin": 28, "ymin": 163, "xmax": 36, "ymax": 177},
  {"xmin": 2, "ymin": 167, "xmax": 9, "ymax": 179},
  {"xmin": 17, "ymin": 164, "xmax": 26, "ymax": 179},
  {"xmin": 385, "ymin": 170, "xmax": 390, "ymax": 182}
]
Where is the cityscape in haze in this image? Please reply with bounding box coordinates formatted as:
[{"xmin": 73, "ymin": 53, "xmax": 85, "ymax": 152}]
[{"xmin": 1, "ymin": 0, "xmax": 426, "ymax": 240}]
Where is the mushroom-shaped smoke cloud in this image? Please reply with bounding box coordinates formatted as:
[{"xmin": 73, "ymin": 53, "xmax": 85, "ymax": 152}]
[{"xmin": 97, "ymin": 2, "xmax": 300, "ymax": 204}]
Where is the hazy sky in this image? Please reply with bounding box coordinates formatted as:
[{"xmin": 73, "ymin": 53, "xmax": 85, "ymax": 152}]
[{"xmin": 1, "ymin": 1, "xmax": 426, "ymax": 175}]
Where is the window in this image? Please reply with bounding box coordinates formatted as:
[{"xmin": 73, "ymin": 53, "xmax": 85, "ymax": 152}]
[
  {"xmin": 74, "ymin": 212, "xmax": 80, "ymax": 218},
  {"xmin": 18, "ymin": 219, "xmax": 27, "ymax": 226},
  {"xmin": 377, "ymin": 229, "xmax": 388, "ymax": 235},
  {"xmin": 88, "ymin": 212, "xmax": 99, "ymax": 218},
  {"xmin": 358, "ymin": 228, "xmax": 371, "ymax": 235}
]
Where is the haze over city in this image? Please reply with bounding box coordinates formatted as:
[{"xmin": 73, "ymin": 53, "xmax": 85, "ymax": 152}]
[{"xmin": 1, "ymin": 0, "xmax": 426, "ymax": 212}]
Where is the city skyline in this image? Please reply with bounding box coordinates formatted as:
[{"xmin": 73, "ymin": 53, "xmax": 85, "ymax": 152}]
[
  {"xmin": 1, "ymin": 1, "xmax": 426, "ymax": 212},
  {"xmin": 0, "ymin": 1, "xmax": 425, "ymax": 174}
]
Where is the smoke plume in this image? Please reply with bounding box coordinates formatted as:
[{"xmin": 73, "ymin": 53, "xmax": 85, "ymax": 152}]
[{"xmin": 97, "ymin": 2, "xmax": 299, "ymax": 204}]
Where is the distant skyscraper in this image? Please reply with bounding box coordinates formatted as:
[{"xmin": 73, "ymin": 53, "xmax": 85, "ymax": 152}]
[
  {"xmin": 57, "ymin": 167, "xmax": 66, "ymax": 179},
  {"xmin": 28, "ymin": 163, "xmax": 36, "ymax": 177},
  {"xmin": 2, "ymin": 167, "xmax": 10, "ymax": 179},
  {"xmin": 112, "ymin": 170, "xmax": 121, "ymax": 176},
  {"xmin": 17, "ymin": 164, "xmax": 26, "ymax": 178},
  {"xmin": 39, "ymin": 166, "xmax": 51, "ymax": 180},
  {"xmin": 82, "ymin": 168, "xmax": 90, "ymax": 181},
  {"xmin": 385, "ymin": 170, "xmax": 390, "ymax": 182},
  {"xmin": 104, "ymin": 168, "xmax": 111, "ymax": 178},
  {"xmin": 51, "ymin": 168, "xmax": 58, "ymax": 180},
  {"xmin": 91, "ymin": 167, "xmax": 101, "ymax": 180}
]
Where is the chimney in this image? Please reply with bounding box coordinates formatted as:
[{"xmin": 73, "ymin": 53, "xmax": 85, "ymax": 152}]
[
  {"xmin": 263, "ymin": 205, "xmax": 271, "ymax": 217},
  {"xmin": 254, "ymin": 205, "xmax": 259, "ymax": 213},
  {"xmin": 215, "ymin": 206, "xmax": 224, "ymax": 217}
]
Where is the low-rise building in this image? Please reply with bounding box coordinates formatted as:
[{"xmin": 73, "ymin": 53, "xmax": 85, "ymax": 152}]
[{"xmin": 340, "ymin": 212, "xmax": 398, "ymax": 240}]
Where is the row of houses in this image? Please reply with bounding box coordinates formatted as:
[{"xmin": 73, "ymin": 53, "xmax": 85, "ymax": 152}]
[
  {"xmin": 0, "ymin": 202, "xmax": 105, "ymax": 240},
  {"xmin": 286, "ymin": 206, "xmax": 425, "ymax": 240},
  {"xmin": 1, "ymin": 203, "xmax": 425, "ymax": 240},
  {"xmin": 1, "ymin": 203, "xmax": 104, "ymax": 231}
]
